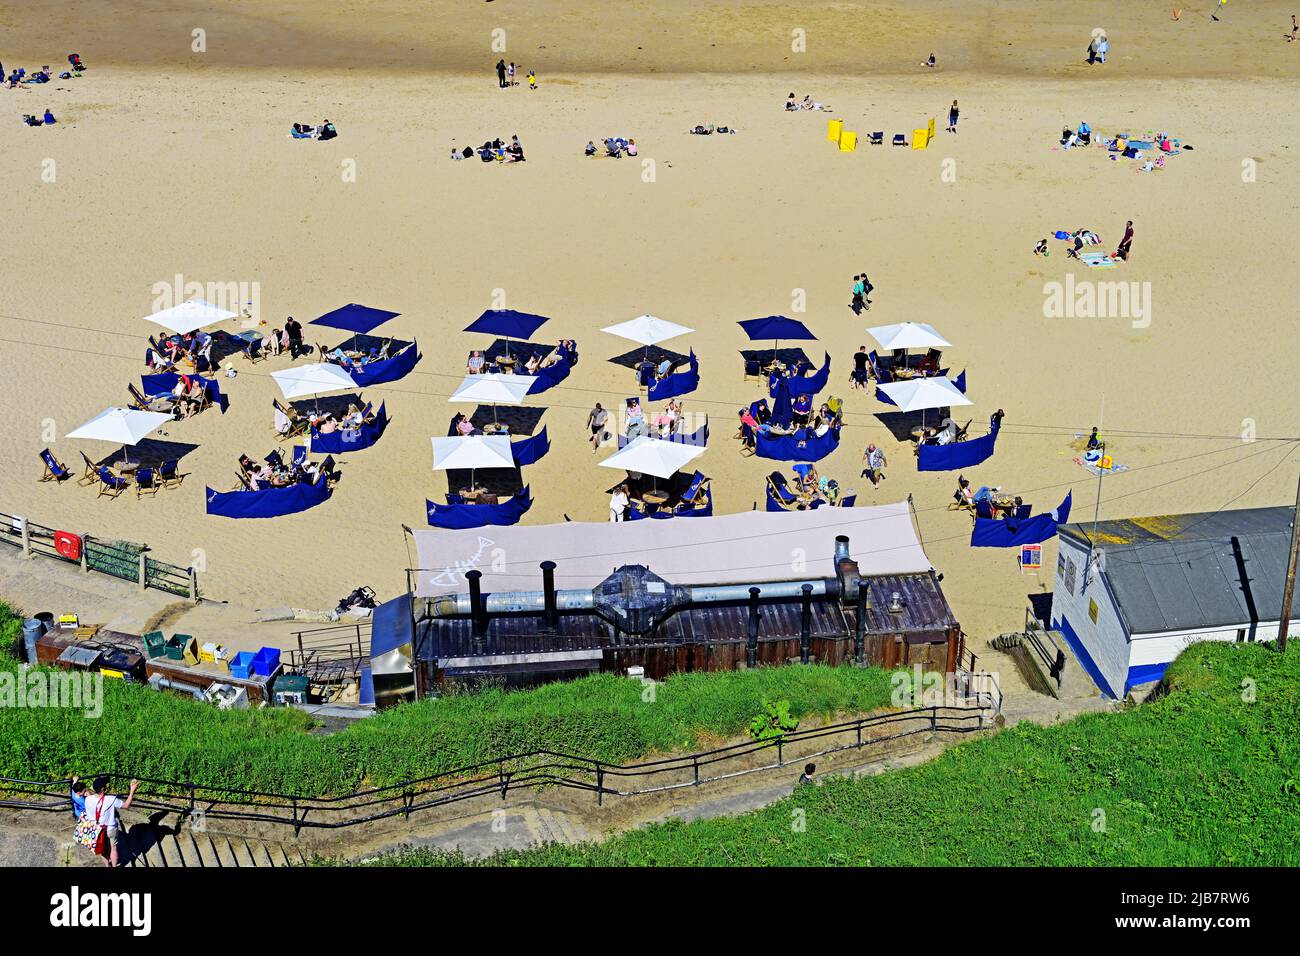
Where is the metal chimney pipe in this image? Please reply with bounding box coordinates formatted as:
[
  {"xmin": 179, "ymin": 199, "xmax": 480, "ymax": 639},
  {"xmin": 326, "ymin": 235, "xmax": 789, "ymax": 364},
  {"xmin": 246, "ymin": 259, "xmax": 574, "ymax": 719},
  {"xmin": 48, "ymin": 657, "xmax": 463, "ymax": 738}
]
[
  {"xmin": 800, "ymin": 583, "xmax": 813, "ymax": 664},
  {"xmin": 854, "ymin": 583, "xmax": 868, "ymax": 663},
  {"xmin": 834, "ymin": 535, "xmax": 851, "ymax": 564},
  {"xmin": 540, "ymin": 561, "xmax": 558, "ymax": 628},
  {"xmin": 465, "ymin": 570, "xmax": 488, "ymax": 637},
  {"xmin": 746, "ymin": 586, "xmax": 761, "ymax": 668}
]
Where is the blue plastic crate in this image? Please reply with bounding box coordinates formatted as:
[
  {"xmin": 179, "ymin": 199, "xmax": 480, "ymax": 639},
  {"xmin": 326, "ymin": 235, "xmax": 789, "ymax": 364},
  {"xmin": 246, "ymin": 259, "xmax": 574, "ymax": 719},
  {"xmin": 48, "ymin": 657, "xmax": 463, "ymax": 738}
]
[
  {"xmin": 251, "ymin": 647, "xmax": 282, "ymax": 678},
  {"xmin": 229, "ymin": 651, "xmax": 257, "ymax": 681}
]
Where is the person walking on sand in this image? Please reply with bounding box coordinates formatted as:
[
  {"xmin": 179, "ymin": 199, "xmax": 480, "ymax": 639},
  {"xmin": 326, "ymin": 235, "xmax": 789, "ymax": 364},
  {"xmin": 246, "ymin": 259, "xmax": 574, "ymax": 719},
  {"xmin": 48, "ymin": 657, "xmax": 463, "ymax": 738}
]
[
  {"xmin": 1115, "ymin": 220, "xmax": 1134, "ymax": 261},
  {"xmin": 527, "ymin": 69, "xmax": 537, "ymax": 90},
  {"xmin": 1289, "ymin": 14, "xmax": 1298, "ymax": 41},
  {"xmin": 861, "ymin": 443, "xmax": 887, "ymax": 487},
  {"xmin": 609, "ymin": 484, "xmax": 628, "ymax": 522},
  {"xmin": 496, "ymin": 59, "xmax": 507, "ymax": 88},
  {"xmin": 587, "ymin": 402, "xmax": 609, "ymax": 450},
  {"xmin": 860, "ymin": 271, "xmax": 874, "ymax": 308},
  {"xmin": 508, "ymin": 61, "xmax": 516, "ymax": 86},
  {"xmin": 947, "ymin": 100, "xmax": 959, "ymax": 133},
  {"xmin": 850, "ymin": 274, "xmax": 865, "ymax": 315},
  {"xmin": 284, "ymin": 315, "xmax": 304, "ymax": 358},
  {"xmin": 83, "ymin": 776, "xmax": 139, "ymax": 868}
]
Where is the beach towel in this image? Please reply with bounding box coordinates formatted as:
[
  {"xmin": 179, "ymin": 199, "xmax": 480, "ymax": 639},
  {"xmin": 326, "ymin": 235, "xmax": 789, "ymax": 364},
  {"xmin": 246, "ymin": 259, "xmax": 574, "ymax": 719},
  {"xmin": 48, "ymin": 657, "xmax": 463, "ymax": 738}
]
[
  {"xmin": 1081, "ymin": 252, "xmax": 1119, "ymax": 268},
  {"xmin": 1073, "ymin": 455, "xmax": 1129, "ymax": 477}
]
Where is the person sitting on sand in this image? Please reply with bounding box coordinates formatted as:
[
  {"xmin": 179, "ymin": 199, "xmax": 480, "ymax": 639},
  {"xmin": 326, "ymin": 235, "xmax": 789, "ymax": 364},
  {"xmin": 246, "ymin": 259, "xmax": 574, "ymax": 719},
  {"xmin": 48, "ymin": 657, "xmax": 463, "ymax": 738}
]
[
  {"xmin": 626, "ymin": 139, "xmax": 638, "ymax": 156},
  {"xmin": 43, "ymin": 109, "xmax": 56, "ymax": 125},
  {"xmin": 22, "ymin": 114, "xmax": 43, "ymax": 127},
  {"xmin": 584, "ymin": 140, "xmax": 597, "ymax": 156},
  {"xmin": 786, "ymin": 93, "xmax": 798, "ymax": 111},
  {"xmin": 1034, "ymin": 238, "xmax": 1050, "ymax": 257},
  {"xmin": 317, "ymin": 120, "xmax": 337, "ymax": 140},
  {"xmin": 924, "ymin": 53, "xmax": 937, "ymax": 68}
]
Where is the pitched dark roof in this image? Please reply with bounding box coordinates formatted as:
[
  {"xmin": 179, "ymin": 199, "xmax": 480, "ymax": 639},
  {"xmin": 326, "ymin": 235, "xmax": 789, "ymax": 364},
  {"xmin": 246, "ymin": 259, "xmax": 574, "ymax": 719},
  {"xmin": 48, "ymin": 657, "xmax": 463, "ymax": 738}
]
[{"xmin": 1059, "ymin": 506, "xmax": 1296, "ymax": 634}]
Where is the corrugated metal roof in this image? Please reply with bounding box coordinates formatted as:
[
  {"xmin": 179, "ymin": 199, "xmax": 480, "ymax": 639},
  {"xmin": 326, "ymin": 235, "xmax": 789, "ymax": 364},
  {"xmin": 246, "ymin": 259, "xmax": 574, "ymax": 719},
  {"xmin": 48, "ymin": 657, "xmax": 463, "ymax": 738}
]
[{"xmin": 1060, "ymin": 506, "xmax": 1295, "ymax": 634}]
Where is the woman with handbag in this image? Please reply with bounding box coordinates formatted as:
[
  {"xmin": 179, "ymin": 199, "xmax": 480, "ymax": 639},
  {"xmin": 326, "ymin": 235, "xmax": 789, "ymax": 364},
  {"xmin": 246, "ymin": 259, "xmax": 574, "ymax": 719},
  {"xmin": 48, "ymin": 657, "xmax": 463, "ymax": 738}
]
[{"xmin": 76, "ymin": 776, "xmax": 139, "ymax": 867}]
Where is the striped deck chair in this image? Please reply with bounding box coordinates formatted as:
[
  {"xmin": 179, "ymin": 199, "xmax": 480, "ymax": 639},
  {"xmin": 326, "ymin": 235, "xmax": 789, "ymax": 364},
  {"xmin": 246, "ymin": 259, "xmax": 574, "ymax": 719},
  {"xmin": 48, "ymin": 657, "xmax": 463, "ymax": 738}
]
[
  {"xmin": 38, "ymin": 449, "xmax": 71, "ymax": 482},
  {"xmin": 96, "ymin": 467, "xmax": 130, "ymax": 500}
]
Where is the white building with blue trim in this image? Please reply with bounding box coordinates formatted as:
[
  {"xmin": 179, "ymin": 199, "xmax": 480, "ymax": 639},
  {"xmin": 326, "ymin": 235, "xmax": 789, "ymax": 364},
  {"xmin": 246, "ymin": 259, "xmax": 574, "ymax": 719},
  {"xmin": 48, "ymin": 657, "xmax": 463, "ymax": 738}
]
[{"xmin": 1051, "ymin": 505, "xmax": 1297, "ymax": 699}]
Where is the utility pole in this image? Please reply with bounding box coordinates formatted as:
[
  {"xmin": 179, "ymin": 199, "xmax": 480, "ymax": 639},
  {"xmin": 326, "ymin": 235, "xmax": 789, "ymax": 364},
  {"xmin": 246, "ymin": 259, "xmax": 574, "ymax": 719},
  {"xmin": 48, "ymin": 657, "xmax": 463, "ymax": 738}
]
[{"xmin": 1277, "ymin": 472, "xmax": 1300, "ymax": 653}]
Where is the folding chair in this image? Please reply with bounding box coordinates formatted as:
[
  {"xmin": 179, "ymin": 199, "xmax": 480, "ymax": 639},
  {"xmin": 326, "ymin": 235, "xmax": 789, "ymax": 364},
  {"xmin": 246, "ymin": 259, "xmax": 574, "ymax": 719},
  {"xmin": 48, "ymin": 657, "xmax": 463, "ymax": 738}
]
[
  {"xmin": 265, "ymin": 450, "xmax": 285, "ymax": 470},
  {"xmin": 318, "ymin": 455, "xmax": 338, "ymax": 486},
  {"xmin": 767, "ymin": 472, "xmax": 799, "ymax": 508},
  {"xmin": 739, "ymin": 422, "xmax": 757, "ymax": 456},
  {"xmin": 743, "ymin": 356, "xmax": 762, "ymax": 381},
  {"xmin": 291, "ymin": 445, "xmax": 308, "ymax": 468},
  {"xmin": 135, "ymin": 467, "xmax": 160, "ymax": 498},
  {"xmin": 839, "ymin": 492, "xmax": 857, "ymax": 508},
  {"xmin": 868, "ymin": 131, "xmax": 884, "ymax": 145},
  {"xmin": 892, "ymin": 133, "xmax": 907, "ymax": 146},
  {"xmin": 242, "ymin": 339, "xmax": 265, "ymax": 364},
  {"xmin": 77, "ymin": 451, "xmax": 99, "ymax": 486},
  {"xmin": 158, "ymin": 459, "xmax": 184, "ymax": 489},
  {"xmin": 678, "ymin": 471, "xmax": 708, "ymax": 505},
  {"xmin": 96, "ymin": 467, "xmax": 130, "ymax": 500},
  {"xmin": 38, "ymin": 448, "xmax": 71, "ymax": 482},
  {"xmin": 974, "ymin": 499, "xmax": 994, "ymax": 521},
  {"xmin": 955, "ymin": 419, "xmax": 973, "ymax": 442}
]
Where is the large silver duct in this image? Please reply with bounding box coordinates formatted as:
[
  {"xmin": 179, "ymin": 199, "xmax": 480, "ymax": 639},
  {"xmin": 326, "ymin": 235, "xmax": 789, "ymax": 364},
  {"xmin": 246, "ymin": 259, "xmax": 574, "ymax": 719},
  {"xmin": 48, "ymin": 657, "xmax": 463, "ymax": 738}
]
[{"xmin": 415, "ymin": 535, "xmax": 864, "ymax": 639}]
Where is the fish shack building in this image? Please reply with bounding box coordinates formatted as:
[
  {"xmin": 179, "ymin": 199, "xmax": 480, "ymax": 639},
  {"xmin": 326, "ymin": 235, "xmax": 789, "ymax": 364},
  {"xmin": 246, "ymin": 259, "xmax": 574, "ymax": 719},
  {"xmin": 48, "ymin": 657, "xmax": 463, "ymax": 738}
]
[
  {"xmin": 369, "ymin": 502, "xmax": 968, "ymax": 705},
  {"xmin": 1051, "ymin": 505, "xmax": 1297, "ymax": 699}
]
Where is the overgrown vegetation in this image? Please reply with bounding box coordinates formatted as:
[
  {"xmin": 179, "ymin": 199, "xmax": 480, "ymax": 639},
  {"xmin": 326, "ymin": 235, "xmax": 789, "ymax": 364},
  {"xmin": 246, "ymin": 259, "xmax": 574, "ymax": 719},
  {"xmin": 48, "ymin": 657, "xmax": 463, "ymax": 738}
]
[
  {"xmin": 0, "ymin": 602, "xmax": 896, "ymax": 797},
  {"xmin": 356, "ymin": 641, "xmax": 1300, "ymax": 866}
]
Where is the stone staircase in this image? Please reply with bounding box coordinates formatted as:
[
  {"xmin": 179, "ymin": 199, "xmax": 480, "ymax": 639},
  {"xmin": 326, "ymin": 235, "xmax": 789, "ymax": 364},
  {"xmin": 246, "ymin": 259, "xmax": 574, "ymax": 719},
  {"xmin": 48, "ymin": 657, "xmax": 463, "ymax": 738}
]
[{"xmin": 120, "ymin": 828, "xmax": 309, "ymax": 868}]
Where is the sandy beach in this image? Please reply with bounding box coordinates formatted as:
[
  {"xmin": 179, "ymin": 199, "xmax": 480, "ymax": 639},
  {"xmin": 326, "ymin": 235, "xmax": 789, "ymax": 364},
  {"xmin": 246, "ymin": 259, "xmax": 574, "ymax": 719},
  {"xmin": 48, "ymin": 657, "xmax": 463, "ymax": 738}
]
[{"xmin": 1, "ymin": 0, "xmax": 1297, "ymax": 641}]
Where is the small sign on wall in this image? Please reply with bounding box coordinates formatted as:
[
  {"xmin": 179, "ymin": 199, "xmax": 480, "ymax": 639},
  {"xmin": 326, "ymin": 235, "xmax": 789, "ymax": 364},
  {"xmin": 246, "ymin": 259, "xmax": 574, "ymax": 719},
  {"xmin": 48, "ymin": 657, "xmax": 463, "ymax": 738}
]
[
  {"xmin": 1088, "ymin": 597, "xmax": 1100, "ymax": 624},
  {"xmin": 1020, "ymin": 544, "xmax": 1042, "ymax": 574}
]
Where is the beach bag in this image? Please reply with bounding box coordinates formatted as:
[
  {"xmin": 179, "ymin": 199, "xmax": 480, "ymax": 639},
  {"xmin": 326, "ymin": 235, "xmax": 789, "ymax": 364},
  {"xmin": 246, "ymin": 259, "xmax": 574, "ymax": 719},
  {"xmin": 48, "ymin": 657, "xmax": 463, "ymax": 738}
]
[{"xmin": 74, "ymin": 798, "xmax": 106, "ymax": 855}]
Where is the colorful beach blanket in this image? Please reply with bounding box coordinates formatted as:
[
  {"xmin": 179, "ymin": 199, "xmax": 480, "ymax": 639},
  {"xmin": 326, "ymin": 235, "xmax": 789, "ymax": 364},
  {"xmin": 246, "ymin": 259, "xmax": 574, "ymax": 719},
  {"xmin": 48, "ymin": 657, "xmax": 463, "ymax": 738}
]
[
  {"xmin": 1073, "ymin": 455, "xmax": 1129, "ymax": 477},
  {"xmin": 1081, "ymin": 252, "xmax": 1119, "ymax": 268}
]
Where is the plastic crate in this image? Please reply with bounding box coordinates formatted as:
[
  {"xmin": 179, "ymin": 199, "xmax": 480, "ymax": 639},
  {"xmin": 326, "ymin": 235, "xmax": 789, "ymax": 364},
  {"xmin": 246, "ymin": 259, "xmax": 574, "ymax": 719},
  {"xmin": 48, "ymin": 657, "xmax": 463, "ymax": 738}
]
[
  {"xmin": 199, "ymin": 642, "xmax": 226, "ymax": 664},
  {"xmin": 251, "ymin": 647, "xmax": 281, "ymax": 678},
  {"xmin": 143, "ymin": 631, "xmax": 167, "ymax": 659},
  {"xmin": 228, "ymin": 651, "xmax": 256, "ymax": 681}
]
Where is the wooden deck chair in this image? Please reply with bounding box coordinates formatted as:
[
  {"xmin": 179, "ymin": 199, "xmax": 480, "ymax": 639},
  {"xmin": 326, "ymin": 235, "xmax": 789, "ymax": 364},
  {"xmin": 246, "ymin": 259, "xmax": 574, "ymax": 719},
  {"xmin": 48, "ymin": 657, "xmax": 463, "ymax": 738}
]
[
  {"xmin": 891, "ymin": 133, "xmax": 907, "ymax": 146},
  {"xmin": 242, "ymin": 339, "xmax": 265, "ymax": 364},
  {"xmin": 158, "ymin": 459, "xmax": 184, "ymax": 489},
  {"xmin": 135, "ymin": 467, "xmax": 161, "ymax": 498},
  {"xmin": 96, "ymin": 467, "xmax": 130, "ymax": 500},
  {"xmin": 868, "ymin": 131, "xmax": 884, "ymax": 145},
  {"xmin": 742, "ymin": 356, "xmax": 763, "ymax": 382},
  {"xmin": 38, "ymin": 448, "xmax": 71, "ymax": 482},
  {"xmin": 767, "ymin": 472, "xmax": 799, "ymax": 508},
  {"xmin": 77, "ymin": 451, "xmax": 99, "ymax": 486}
]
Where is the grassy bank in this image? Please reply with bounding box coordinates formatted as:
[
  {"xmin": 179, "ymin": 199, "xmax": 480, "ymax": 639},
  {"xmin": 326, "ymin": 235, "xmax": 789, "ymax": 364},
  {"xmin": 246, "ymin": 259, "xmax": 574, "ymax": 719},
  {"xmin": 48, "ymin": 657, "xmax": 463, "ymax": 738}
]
[
  {"xmin": 0, "ymin": 602, "xmax": 897, "ymax": 796},
  {"xmin": 358, "ymin": 641, "xmax": 1300, "ymax": 866}
]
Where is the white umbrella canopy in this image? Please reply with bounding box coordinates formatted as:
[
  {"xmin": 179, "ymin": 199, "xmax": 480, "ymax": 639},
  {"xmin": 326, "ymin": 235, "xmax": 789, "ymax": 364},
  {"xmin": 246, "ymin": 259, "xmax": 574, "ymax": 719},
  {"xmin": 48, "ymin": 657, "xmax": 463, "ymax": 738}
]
[
  {"xmin": 599, "ymin": 436, "xmax": 706, "ymax": 480},
  {"xmin": 143, "ymin": 298, "xmax": 238, "ymax": 336},
  {"xmin": 600, "ymin": 314, "xmax": 694, "ymax": 347},
  {"xmin": 876, "ymin": 377, "xmax": 972, "ymax": 413},
  {"xmin": 447, "ymin": 373, "xmax": 538, "ymax": 406},
  {"xmin": 271, "ymin": 363, "xmax": 358, "ymax": 401},
  {"xmin": 66, "ymin": 407, "xmax": 172, "ymax": 445},
  {"xmin": 866, "ymin": 322, "xmax": 952, "ymax": 351},
  {"xmin": 431, "ymin": 436, "xmax": 515, "ymax": 471}
]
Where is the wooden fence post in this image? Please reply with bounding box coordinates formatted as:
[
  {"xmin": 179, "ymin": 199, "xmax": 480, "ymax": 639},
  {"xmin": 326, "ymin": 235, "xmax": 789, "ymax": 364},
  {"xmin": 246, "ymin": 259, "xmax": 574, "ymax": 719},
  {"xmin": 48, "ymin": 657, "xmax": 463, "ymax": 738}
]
[
  {"xmin": 188, "ymin": 568, "xmax": 198, "ymax": 603},
  {"xmin": 19, "ymin": 518, "xmax": 30, "ymax": 558}
]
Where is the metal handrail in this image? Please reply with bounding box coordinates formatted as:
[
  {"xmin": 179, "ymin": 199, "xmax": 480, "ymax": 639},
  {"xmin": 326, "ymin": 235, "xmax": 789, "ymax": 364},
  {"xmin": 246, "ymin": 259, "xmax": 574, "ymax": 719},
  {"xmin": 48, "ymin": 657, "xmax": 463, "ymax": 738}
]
[{"xmin": 0, "ymin": 686, "xmax": 1000, "ymax": 833}]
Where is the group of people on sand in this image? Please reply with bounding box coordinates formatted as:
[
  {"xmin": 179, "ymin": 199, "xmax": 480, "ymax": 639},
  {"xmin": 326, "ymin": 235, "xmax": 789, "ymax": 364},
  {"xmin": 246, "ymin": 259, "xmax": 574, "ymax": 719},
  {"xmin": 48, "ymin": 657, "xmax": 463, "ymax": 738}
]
[
  {"xmin": 585, "ymin": 136, "xmax": 637, "ymax": 158},
  {"xmin": 785, "ymin": 92, "xmax": 830, "ymax": 111},
  {"xmin": 22, "ymin": 108, "xmax": 56, "ymax": 126},
  {"xmin": 494, "ymin": 59, "xmax": 537, "ymax": 91},
  {"xmin": 453, "ymin": 134, "xmax": 525, "ymax": 163},
  {"xmin": 291, "ymin": 119, "xmax": 338, "ymax": 140},
  {"xmin": 4, "ymin": 54, "xmax": 83, "ymax": 88},
  {"xmin": 849, "ymin": 273, "xmax": 875, "ymax": 315},
  {"xmin": 1033, "ymin": 220, "xmax": 1134, "ymax": 261}
]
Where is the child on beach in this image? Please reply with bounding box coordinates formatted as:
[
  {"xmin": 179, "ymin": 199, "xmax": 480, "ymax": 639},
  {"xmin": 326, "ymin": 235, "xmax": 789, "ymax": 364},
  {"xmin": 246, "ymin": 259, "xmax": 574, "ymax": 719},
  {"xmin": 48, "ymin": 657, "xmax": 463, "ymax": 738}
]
[
  {"xmin": 527, "ymin": 70, "xmax": 537, "ymax": 90},
  {"xmin": 1034, "ymin": 239, "xmax": 1050, "ymax": 257}
]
